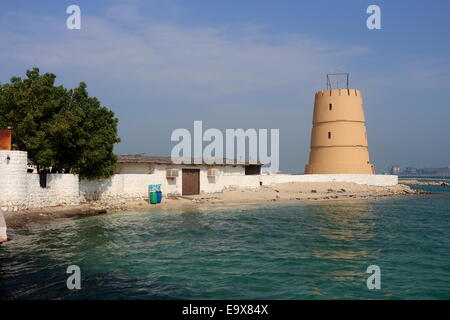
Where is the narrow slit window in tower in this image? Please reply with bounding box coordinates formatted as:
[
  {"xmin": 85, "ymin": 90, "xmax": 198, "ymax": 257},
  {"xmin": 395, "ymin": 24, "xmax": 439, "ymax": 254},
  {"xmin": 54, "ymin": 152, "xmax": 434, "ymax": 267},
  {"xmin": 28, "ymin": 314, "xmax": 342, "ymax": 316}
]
[
  {"xmin": 328, "ymin": 132, "xmax": 331, "ymax": 139},
  {"xmin": 329, "ymin": 103, "xmax": 332, "ymax": 110}
]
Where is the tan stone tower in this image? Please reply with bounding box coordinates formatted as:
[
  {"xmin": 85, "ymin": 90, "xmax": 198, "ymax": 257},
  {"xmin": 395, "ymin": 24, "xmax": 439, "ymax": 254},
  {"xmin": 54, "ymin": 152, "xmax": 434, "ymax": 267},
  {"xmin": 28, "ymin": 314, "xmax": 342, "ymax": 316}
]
[{"xmin": 305, "ymin": 74, "xmax": 375, "ymax": 174}]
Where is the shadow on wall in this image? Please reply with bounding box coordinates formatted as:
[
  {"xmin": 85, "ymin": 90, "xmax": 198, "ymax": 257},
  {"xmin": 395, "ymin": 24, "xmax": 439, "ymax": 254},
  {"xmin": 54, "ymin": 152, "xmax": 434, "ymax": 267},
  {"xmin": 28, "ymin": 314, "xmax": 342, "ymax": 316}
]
[
  {"xmin": 79, "ymin": 178, "xmax": 113, "ymax": 201},
  {"xmin": 44, "ymin": 172, "xmax": 67, "ymax": 185}
]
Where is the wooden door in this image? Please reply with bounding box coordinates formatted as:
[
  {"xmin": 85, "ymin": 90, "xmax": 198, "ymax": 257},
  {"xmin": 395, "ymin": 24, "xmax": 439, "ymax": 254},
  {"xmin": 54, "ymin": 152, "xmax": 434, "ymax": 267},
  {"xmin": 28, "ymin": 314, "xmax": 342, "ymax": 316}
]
[{"xmin": 182, "ymin": 169, "xmax": 200, "ymax": 195}]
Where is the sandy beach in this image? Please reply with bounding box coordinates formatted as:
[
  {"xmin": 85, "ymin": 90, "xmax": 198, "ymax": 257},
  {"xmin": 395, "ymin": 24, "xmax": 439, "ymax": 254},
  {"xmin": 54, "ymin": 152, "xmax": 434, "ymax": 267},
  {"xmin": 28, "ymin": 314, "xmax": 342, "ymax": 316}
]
[{"xmin": 3, "ymin": 182, "xmax": 422, "ymax": 230}]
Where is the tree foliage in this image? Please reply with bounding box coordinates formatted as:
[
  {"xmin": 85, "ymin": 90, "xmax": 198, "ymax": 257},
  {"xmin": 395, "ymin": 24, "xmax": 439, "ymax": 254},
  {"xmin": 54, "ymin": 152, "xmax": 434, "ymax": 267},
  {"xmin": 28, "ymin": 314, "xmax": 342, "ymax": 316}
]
[{"xmin": 0, "ymin": 68, "xmax": 120, "ymax": 179}]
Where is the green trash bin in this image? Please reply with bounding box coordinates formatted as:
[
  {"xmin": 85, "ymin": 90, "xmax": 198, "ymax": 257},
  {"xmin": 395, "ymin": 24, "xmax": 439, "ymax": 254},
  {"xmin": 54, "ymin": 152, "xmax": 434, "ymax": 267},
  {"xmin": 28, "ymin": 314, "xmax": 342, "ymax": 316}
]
[{"xmin": 150, "ymin": 191, "xmax": 158, "ymax": 204}]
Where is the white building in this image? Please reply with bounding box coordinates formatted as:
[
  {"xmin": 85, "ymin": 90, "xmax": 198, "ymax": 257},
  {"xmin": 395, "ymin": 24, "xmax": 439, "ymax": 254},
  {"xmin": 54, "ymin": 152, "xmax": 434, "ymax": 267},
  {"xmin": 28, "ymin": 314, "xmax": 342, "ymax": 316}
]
[
  {"xmin": 0, "ymin": 150, "xmax": 397, "ymax": 211},
  {"xmin": 113, "ymin": 154, "xmax": 262, "ymax": 196}
]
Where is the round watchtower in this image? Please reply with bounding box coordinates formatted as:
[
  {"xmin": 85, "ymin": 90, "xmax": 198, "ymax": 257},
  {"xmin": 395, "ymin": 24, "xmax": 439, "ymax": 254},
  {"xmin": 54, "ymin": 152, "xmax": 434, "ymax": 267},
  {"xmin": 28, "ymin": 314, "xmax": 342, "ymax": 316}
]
[{"xmin": 305, "ymin": 74, "xmax": 375, "ymax": 174}]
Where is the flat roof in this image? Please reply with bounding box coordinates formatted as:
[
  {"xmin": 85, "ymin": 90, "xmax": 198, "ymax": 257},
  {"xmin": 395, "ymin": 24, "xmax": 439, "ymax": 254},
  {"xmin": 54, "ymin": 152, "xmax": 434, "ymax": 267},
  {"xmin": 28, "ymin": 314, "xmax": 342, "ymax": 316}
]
[{"xmin": 117, "ymin": 155, "xmax": 262, "ymax": 167}]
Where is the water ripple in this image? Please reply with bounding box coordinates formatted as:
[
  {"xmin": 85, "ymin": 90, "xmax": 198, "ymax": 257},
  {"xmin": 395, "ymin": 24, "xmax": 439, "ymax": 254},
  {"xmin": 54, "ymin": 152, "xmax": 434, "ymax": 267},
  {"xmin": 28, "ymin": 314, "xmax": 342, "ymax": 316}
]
[{"xmin": 1, "ymin": 193, "xmax": 450, "ymax": 299}]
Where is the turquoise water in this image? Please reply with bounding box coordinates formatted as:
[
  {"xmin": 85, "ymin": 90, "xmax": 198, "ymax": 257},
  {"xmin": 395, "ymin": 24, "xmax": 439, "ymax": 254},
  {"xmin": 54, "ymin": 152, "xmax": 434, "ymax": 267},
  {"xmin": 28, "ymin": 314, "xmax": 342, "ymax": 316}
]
[{"xmin": 1, "ymin": 189, "xmax": 450, "ymax": 299}]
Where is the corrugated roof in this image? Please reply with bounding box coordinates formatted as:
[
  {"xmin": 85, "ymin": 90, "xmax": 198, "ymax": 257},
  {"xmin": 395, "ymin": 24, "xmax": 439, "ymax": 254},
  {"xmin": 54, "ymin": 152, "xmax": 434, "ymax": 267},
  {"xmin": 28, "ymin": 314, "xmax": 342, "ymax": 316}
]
[{"xmin": 117, "ymin": 155, "xmax": 262, "ymax": 166}]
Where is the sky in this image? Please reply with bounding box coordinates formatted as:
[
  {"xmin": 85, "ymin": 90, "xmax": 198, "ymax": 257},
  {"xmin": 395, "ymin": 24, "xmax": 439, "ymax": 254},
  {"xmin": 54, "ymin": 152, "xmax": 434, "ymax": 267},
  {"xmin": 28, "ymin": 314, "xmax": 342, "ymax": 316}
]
[{"xmin": 1, "ymin": 0, "xmax": 449, "ymax": 173}]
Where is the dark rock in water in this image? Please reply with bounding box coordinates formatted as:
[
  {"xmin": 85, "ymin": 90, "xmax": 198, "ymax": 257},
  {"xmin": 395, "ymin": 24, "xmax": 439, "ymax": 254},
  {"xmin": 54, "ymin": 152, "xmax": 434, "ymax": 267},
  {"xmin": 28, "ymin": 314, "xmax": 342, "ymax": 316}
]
[{"xmin": 415, "ymin": 190, "xmax": 434, "ymax": 194}]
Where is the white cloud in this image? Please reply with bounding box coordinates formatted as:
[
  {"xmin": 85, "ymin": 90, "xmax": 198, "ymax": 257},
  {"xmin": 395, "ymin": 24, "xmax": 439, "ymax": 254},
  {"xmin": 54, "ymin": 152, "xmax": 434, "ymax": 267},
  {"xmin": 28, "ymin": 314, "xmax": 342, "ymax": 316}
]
[
  {"xmin": 106, "ymin": 2, "xmax": 143, "ymax": 22},
  {"xmin": 0, "ymin": 5, "xmax": 369, "ymax": 104},
  {"xmin": 0, "ymin": 4, "xmax": 372, "ymax": 171},
  {"xmin": 2, "ymin": 3, "xmax": 450, "ymax": 172}
]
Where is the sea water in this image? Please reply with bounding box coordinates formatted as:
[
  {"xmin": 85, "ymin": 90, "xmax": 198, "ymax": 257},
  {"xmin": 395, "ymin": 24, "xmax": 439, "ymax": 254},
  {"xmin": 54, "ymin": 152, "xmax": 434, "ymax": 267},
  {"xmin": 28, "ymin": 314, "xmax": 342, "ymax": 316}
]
[{"xmin": 1, "ymin": 185, "xmax": 449, "ymax": 299}]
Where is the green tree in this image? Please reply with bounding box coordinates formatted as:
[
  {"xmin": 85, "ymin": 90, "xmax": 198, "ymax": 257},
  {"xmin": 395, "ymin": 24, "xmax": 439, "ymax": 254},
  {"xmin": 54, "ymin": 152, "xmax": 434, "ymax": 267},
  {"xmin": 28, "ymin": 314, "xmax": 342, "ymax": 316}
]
[{"xmin": 0, "ymin": 68, "xmax": 120, "ymax": 179}]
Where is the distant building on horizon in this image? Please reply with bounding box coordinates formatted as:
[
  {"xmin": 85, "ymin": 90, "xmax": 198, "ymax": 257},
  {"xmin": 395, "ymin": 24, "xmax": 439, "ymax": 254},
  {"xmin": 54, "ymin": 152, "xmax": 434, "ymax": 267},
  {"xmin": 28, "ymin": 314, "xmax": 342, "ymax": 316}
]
[
  {"xmin": 389, "ymin": 165, "xmax": 450, "ymax": 176},
  {"xmin": 404, "ymin": 167, "xmax": 418, "ymax": 175},
  {"xmin": 389, "ymin": 166, "xmax": 401, "ymax": 175}
]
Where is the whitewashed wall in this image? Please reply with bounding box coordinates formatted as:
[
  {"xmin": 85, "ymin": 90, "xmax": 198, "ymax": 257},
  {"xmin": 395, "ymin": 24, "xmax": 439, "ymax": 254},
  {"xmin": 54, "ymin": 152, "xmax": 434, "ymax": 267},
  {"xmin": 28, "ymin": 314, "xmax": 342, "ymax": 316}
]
[
  {"xmin": 1, "ymin": 150, "xmax": 398, "ymax": 210},
  {"xmin": 201, "ymin": 167, "xmax": 259, "ymax": 193},
  {"xmin": 81, "ymin": 166, "xmax": 398, "ymax": 202},
  {"xmin": 80, "ymin": 165, "xmax": 249, "ymax": 200},
  {"xmin": 0, "ymin": 151, "xmax": 28, "ymax": 210},
  {"xmin": 26, "ymin": 174, "xmax": 79, "ymax": 208},
  {"xmin": 117, "ymin": 162, "xmax": 155, "ymax": 174},
  {"xmin": 0, "ymin": 150, "xmax": 80, "ymax": 211},
  {"xmin": 260, "ymin": 174, "xmax": 398, "ymax": 187}
]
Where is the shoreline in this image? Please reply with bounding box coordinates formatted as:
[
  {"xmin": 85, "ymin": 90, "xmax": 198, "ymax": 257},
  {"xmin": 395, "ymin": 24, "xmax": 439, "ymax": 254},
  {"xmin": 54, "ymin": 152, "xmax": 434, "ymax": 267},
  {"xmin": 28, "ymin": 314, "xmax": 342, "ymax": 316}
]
[
  {"xmin": 2, "ymin": 182, "xmax": 427, "ymax": 232},
  {"xmin": 399, "ymin": 178, "xmax": 450, "ymax": 186}
]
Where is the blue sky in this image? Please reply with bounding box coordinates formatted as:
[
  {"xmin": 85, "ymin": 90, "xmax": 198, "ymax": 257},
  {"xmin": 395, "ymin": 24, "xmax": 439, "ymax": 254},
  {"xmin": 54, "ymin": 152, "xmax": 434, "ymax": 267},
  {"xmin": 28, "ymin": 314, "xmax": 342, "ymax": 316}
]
[{"xmin": 1, "ymin": 0, "xmax": 450, "ymax": 172}]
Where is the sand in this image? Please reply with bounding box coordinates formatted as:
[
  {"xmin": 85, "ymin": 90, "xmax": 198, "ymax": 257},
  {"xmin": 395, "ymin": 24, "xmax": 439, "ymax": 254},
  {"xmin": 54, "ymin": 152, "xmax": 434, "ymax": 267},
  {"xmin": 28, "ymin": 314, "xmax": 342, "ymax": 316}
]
[
  {"xmin": 91, "ymin": 181, "xmax": 419, "ymax": 212},
  {"xmin": 3, "ymin": 182, "xmax": 422, "ymax": 231}
]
